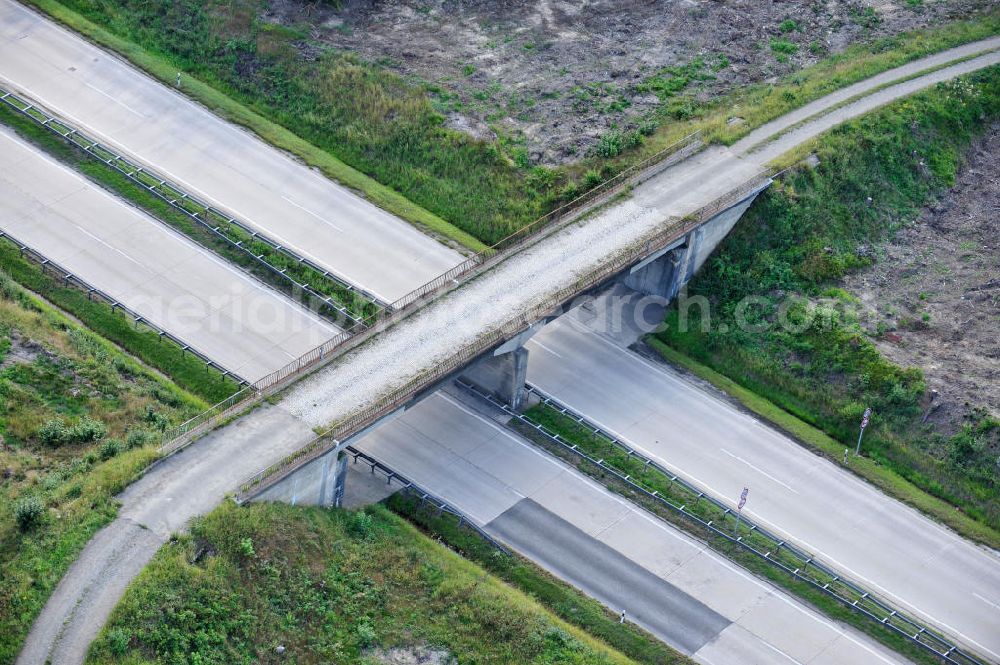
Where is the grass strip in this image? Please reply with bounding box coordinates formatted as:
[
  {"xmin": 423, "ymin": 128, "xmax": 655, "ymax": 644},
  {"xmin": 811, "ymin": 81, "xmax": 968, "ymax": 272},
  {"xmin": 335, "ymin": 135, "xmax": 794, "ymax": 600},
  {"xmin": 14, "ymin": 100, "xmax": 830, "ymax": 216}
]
[
  {"xmin": 512, "ymin": 404, "xmax": 947, "ymax": 665},
  {"xmin": 644, "ymin": 337, "xmax": 1000, "ymax": 551},
  {"xmin": 0, "ymin": 238, "xmax": 237, "ymax": 403},
  {"xmin": 23, "ymin": 0, "xmax": 488, "ymax": 254},
  {"xmin": 387, "ymin": 491, "xmax": 692, "ymax": 665},
  {"xmin": 0, "ymin": 99, "xmax": 378, "ymax": 323}
]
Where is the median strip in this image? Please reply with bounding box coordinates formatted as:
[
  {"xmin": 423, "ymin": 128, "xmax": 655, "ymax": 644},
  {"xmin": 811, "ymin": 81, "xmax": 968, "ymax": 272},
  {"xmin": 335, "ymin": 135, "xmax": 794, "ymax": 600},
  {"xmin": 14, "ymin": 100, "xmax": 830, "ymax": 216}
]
[{"xmin": 0, "ymin": 85, "xmax": 387, "ymax": 327}]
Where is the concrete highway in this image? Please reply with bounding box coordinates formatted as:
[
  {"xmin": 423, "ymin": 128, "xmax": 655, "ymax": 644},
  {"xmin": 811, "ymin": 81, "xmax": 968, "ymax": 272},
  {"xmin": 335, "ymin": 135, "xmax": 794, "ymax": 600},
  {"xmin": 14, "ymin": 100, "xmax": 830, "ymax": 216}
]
[
  {"xmin": 525, "ymin": 302, "xmax": 1000, "ymax": 661},
  {"xmin": 0, "ymin": 0, "xmax": 464, "ymax": 304},
  {"xmin": 0, "ymin": 126, "xmax": 339, "ymax": 382},
  {"xmin": 352, "ymin": 390, "xmax": 907, "ymax": 665},
  {"xmin": 14, "ymin": 26, "xmax": 1000, "ymax": 664}
]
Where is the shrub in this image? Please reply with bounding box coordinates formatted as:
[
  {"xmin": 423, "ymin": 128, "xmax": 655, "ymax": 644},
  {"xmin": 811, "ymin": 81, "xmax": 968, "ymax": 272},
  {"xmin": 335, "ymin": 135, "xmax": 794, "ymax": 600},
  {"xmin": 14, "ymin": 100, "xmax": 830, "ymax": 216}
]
[
  {"xmin": 126, "ymin": 428, "xmax": 158, "ymax": 449},
  {"xmin": 105, "ymin": 628, "xmax": 131, "ymax": 656},
  {"xmin": 15, "ymin": 496, "xmax": 45, "ymax": 531},
  {"xmin": 144, "ymin": 406, "xmax": 170, "ymax": 432},
  {"xmin": 239, "ymin": 537, "xmax": 256, "ymax": 559},
  {"xmin": 37, "ymin": 418, "xmax": 70, "ymax": 446},
  {"xmin": 72, "ymin": 417, "xmax": 107, "ymax": 443},
  {"xmin": 356, "ymin": 622, "xmax": 377, "ymax": 648},
  {"xmin": 99, "ymin": 439, "xmax": 124, "ymax": 461},
  {"xmin": 348, "ymin": 511, "xmax": 376, "ymax": 540}
]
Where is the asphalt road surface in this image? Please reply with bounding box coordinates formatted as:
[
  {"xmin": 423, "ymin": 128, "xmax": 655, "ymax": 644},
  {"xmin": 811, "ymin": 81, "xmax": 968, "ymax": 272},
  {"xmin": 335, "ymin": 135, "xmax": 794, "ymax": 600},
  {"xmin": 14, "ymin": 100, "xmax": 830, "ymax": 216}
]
[
  {"xmin": 0, "ymin": 126, "xmax": 339, "ymax": 382},
  {"xmin": 354, "ymin": 390, "xmax": 907, "ymax": 665},
  {"xmin": 0, "ymin": 0, "xmax": 464, "ymax": 303},
  {"xmin": 526, "ymin": 305, "xmax": 1000, "ymax": 661}
]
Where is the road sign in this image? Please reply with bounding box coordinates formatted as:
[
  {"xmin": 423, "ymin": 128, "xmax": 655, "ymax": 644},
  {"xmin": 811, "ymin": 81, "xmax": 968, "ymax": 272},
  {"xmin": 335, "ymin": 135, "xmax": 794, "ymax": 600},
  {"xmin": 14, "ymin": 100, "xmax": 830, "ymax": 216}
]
[{"xmin": 738, "ymin": 487, "xmax": 749, "ymax": 510}]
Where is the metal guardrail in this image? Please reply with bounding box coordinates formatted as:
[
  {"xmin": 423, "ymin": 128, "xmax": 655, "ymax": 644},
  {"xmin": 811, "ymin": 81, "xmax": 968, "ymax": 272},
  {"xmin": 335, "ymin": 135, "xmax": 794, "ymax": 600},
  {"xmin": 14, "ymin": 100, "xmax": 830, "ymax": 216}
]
[
  {"xmin": 340, "ymin": 446, "xmax": 510, "ymax": 553},
  {"xmin": 233, "ymin": 174, "xmax": 773, "ymax": 502},
  {"xmin": 0, "ymin": 230, "xmax": 248, "ymax": 386},
  {"xmin": 0, "ymin": 86, "xmax": 387, "ymax": 327},
  {"xmin": 463, "ymin": 378, "xmax": 987, "ymax": 665}
]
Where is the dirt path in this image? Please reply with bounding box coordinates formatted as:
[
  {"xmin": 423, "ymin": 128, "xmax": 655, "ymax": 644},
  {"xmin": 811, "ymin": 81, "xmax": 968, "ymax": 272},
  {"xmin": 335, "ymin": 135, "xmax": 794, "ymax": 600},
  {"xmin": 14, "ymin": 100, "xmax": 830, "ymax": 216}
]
[{"xmin": 15, "ymin": 35, "xmax": 1000, "ymax": 665}]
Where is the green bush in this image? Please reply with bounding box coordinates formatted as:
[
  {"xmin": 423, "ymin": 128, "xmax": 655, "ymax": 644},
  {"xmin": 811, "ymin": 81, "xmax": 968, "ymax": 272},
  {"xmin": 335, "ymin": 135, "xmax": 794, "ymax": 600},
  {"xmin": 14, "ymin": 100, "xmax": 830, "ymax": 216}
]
[
  {"xmin": 126, "ymin": 428, "xmax": 158, "ymax": 449},
  {"xmin": 37, "ymin": 418, "xmax": 71, "ymax": 446},
  {"xmin": 14, "ymin": 496, "xmax": 45, "ymax": 532},
  {"xmin": 348, "ymin": 510, "xmax": 376, "ymax": 540},
  {"xmin": 99, "ymin": 439, "xmax": 125, "ymax": 461},
  {"xmin": 36, "ymin": 416, "xmax": 107, "ymax": 446},
  {"xmin": 72, "ymin": 417, "xmax": 107, "ymax": 443}
]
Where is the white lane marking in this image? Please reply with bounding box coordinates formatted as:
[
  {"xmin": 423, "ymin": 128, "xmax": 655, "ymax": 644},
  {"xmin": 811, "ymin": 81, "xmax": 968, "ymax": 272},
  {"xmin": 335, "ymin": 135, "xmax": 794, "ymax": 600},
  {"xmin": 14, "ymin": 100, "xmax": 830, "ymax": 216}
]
[
  {"xmin": 529, "ymin": 338, "xmax": 563, "ymax": 358},
  {"xmin": 74, "ymin": 225, "xmax": 141, "ymax": 267},
  {"xmin": 281, "ymin": 195, "xmax": 344, "ymax": 233},
  {"xmin": 566, "ymin": 326, "xmax": 1000, "ymax": 650},
  {"xmin": 82, "ymin": 80, "xmax": 145, "ymax": 118},
  {"xmin": 563, "ymin": 316, "xmax": 1000, "ymax": 561},
  {"xmin": 974, "ymin": 592, "xmax": 1000, "ymax": 612},
  {"xmin": 419, "ymin": 393, "xmax": 905, "ymax": 664},
  {"xmin": 719, "ymin": 448, "xmax": 798, "ymax": 494}
]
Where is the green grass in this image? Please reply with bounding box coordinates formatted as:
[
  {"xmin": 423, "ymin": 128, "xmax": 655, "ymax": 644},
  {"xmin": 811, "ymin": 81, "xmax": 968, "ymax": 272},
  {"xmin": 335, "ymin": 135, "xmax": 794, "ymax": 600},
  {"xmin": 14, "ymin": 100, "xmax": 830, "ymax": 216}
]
[
  {"xmin": 515, "ymin": 405, "xmax": 945, "ymax": 665},
  {"xmin": 25, "ymin": 0, "xmax": 1000, "ymax": 248},
  {"xmin": 0, "ymin": 271, "xmax": 207, "ymax": 665},
  {"xmin": 389, "ymin": 492, "xmax": 691, "ymax": 665},
  {"xmin": 88, "ymin": 501, "xmax": 637, "ymax": 665},
  {"xmin": 654, "ymin": 68, "xmax": 1000, "ymax": 538},
  {"xmin": 0, "ymin": 100, "xmax": 380, "ymax": 323},
  {"xmin": 0, "ymin": 238, "xmax": 238, "ymax": 404}
]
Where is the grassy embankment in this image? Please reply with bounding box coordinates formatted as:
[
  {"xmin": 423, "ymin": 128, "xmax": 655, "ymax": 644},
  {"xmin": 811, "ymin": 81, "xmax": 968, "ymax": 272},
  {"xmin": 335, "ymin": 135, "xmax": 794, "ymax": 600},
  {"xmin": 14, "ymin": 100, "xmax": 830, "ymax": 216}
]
[
  {"xmin": 0, "ymin": 101, "xmax": 380, "ymax": 323},
  {"xmin": 389, "ymin": 493, "xmax": 690, "ymax": 665},
  {"xmin": 653, "ymin": 68, "xmax": 1000, "ymax": 544},
  {"xmin": 0, "ymin": 271, "xmax": 207, "ymax": 665},
  {"xmin": 0, "ymin": 239, "xmax": 237, "ymax": 404},
  {"xmin": 28, "ymin": 0, "xmax": 1000, "ymax": 249},
  {"xmin": 87, "ymin": 501, "xmax": 642, "ymax": 665},
  {"xmin": 514, "ymin": 403, "xmax": 941, "ymax": 665}
]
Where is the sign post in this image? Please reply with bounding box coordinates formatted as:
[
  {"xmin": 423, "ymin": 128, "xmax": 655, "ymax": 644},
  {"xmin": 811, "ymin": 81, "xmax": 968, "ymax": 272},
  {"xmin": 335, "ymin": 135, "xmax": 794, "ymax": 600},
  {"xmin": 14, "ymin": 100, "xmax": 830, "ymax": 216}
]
[
  {"xmin": 855, "ymin": 407, "xmax": 872, "ymax": 457},
  {"xmin": 735, "ymin": 486, "xmax": 749, "ymax": 537}
]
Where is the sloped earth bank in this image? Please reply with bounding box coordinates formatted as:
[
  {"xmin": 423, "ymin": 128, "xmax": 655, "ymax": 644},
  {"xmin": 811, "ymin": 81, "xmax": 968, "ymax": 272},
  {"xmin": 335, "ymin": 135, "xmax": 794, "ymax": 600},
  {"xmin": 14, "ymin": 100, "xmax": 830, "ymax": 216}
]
[
  {"xmin": 843, "ymin": 122, "xmax": 1000, "ymax": 429},
  {"xmin": 269, "ymin": 0, "xmax": 992, "ymax": 164}
]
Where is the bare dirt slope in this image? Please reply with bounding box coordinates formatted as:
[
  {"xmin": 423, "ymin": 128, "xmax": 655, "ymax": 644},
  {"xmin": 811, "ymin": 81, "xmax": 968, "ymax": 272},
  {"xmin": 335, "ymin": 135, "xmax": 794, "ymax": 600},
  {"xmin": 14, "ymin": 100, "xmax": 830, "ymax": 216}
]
[
  {"xmin": 844, "ymin": 122, "xmax": 1000, "ymax": 430},
  {"xmin": 268, "ymin": 0, "xmax": 990, "ymax": 164}
]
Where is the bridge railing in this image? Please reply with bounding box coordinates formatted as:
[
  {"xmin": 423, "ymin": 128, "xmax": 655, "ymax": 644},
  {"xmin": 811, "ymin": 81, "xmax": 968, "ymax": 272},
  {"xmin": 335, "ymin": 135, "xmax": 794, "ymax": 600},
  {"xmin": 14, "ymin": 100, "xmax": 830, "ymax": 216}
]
[
  {"xmin": 233, "ymin": 172, "xmax": 773, "ymax": 502},
  {"xmin": 158, "ymin": 131, "xmax": 709, "ymax": 454}
]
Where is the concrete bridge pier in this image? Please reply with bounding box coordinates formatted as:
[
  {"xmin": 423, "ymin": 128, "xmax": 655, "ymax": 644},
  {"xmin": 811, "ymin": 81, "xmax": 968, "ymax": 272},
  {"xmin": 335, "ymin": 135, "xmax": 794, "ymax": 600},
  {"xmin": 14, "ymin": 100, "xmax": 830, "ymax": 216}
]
[
  {"xmin": 251, "ymin": 447, "xmax": 349, "ymax": 507},
  {"xmin": 623, "ymin": 238, "xmax": 691, "ymax": 302},
  {"xmin": 624, "ymin": 183, "xmax": 769, "ymax": 301},
  {"xmin": 460, "ymin": 321, "xmax": 544, "ymax": 411},
  {"xmin": 462, "ymin": 345, "xmax": 530, "ymax": 410}
]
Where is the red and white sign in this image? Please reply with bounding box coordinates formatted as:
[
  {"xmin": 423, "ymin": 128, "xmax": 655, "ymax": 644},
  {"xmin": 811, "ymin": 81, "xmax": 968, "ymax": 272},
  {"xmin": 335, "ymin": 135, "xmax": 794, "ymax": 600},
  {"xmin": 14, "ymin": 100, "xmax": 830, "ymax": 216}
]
[
  {"xmin": 861, "ymin": 407, "xmax": 872, "ymax": 430},
  {"xmin": 738, "ymin": 487, "xmax": 749, "ymax": 510}
]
